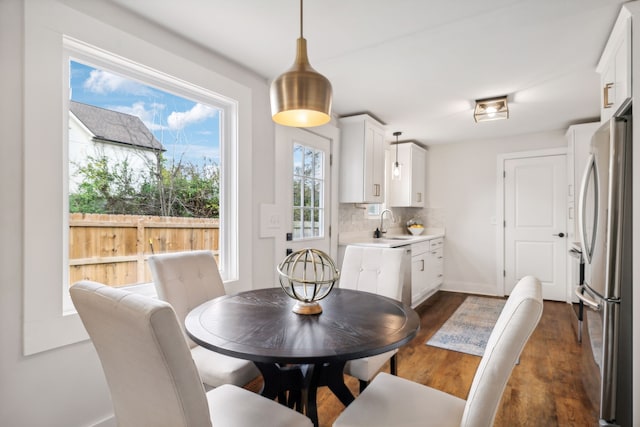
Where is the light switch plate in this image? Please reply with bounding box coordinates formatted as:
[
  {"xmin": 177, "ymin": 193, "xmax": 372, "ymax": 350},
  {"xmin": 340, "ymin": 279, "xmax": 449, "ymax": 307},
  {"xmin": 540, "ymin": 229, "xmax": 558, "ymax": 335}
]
[{"xmin": 260, "ymin": 204, "xmax": 281, "ymax": 238}]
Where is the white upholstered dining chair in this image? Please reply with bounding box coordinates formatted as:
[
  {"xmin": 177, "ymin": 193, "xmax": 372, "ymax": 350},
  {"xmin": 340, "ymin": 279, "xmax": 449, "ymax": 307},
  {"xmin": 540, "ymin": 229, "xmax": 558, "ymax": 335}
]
[
  {"xmin": 333, "ymin": 275, "xmax": 543, "ymax": 427},
  {"xmin": 70, "ymin": 281, "xmax": 312, "ymax": 427},
  {"xmin": 339, "ymin": 245, "xmax": 406, "ymax": 392},
  {"xmin": 148, "ymin": 250, "xmax": 259, "ymax": 389}
]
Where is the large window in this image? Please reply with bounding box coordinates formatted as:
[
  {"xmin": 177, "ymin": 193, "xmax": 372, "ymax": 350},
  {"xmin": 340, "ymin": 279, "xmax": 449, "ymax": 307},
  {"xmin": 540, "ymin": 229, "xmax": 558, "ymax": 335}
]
[
  {"xmin": 67, "ymin": 59, "xmax": 225, "ymax": 290},
  {"xmin": 23, "ymin": 15, "xmax": 251, "ymax": 355}
]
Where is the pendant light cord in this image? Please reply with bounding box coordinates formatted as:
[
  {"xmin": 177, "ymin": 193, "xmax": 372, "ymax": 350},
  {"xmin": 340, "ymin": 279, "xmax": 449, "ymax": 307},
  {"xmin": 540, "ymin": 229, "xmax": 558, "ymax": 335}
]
[
  {"xmin": 300, "ymin": 0, "xmax": 303, "ymax": 38},
  {"xmin": 395, "ymin": 139, "xmax": 399, "ymax": 161},
  {"xmin": 393, "ymin": 131, "xmax": 401, "ymax": 164}
]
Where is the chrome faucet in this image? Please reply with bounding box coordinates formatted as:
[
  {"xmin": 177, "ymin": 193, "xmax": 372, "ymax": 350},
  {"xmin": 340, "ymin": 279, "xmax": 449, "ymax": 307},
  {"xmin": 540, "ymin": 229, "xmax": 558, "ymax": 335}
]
[{"xmin": 379, "ymin": 209, "xmax": 393, "ymax": 235}]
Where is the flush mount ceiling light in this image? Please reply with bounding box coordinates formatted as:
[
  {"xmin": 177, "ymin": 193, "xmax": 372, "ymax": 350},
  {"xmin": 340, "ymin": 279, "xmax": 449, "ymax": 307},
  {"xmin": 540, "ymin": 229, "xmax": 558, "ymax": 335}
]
[
  {"xmin": 270, "ymin": 0, "xmax": 333, "ymax": 128},
  {"xmin": 474, "ymin": 96, "xmax": 509, "ymax": 123},
  {"xmin": 392, "ymin": 131, "xmax": 402, "ymax": 180}
]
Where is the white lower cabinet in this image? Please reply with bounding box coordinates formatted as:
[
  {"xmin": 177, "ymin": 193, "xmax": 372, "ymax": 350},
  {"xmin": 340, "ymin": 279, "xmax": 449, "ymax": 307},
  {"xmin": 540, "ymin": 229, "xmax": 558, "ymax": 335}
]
[
  {"xmin": 426, "ymin": 238, "xmax": 444, "ymax": 292},
  {"xmin": 410, "ymin": 237, "xmax": 444, "ymax": 307},
  {"xmin": 410, "ymin": 241, "xmax": 429, "ymax": 307},
  {"xmin": 339, "ymin": 235, "xmax": 445, "ymax": 309}
]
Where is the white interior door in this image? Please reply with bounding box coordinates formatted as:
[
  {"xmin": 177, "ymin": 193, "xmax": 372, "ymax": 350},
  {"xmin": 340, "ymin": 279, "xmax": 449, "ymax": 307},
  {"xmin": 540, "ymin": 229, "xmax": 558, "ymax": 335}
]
[
  {"xmin": 275, "ymin": 127, "xmax": 332, "ymax": 261},
  {"xmin": 503, "ymin": 153, "xmax": 567, "ymax": 300}
]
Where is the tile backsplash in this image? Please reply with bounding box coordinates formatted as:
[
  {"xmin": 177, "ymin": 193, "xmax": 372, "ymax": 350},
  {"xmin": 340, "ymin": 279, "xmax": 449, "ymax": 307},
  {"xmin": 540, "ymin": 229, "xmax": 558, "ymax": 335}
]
[{"xmin": 338, "ymin": 204, "xmax": 444, "ymax": 235}]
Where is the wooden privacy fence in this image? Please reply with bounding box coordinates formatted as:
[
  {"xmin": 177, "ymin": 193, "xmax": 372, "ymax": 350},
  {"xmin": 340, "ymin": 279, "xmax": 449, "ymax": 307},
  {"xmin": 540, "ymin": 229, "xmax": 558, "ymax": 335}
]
[{"xmin": 69, "ymin": 213, "xmax": 220, "ymax": 287}]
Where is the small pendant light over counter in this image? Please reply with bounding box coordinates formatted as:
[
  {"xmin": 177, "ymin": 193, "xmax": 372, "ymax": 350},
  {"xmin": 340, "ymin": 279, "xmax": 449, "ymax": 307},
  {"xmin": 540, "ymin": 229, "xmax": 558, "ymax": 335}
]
[
  {"xmin": 392, "ymin": 131, "xmax": 402, "ymax": 180},
  {"xmin": 270, "ymin": 0, "xmax": 333, "ymax": 128}
]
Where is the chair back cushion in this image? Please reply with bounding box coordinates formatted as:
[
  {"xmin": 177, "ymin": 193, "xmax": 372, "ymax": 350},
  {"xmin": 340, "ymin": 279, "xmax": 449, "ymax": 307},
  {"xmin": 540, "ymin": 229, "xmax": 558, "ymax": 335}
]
[
  {"xmin": 148, "ymin": 250, "xmax": 224, "ymax": 348},
  {"xmin": 70, "ymin": 281, "xmax": 212, "ymax": 427},
  {"xmin": 340, "ymin": 246, "xmax": 405, "ymax": 301},
  {"xmin": 460, "ymin": 275, "xmax": 543, "ymax": 427}
]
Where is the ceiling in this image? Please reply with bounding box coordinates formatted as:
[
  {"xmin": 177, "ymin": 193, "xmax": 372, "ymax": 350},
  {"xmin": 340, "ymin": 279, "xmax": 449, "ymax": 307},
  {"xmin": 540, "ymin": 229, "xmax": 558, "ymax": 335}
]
[{"xmin": 107, "ymin": 0, "xmax": 626, "ymax": 145}]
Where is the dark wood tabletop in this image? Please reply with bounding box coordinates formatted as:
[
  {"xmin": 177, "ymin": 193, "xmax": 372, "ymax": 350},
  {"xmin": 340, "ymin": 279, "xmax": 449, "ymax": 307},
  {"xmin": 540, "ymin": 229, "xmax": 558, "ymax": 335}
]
[
  {"xmin": 185, "ymin": 287, "xmax": 420, "ymax": 426},
  {"xmin": 185, "ymin": 287, "xmax": 420, "ymax": 364}
]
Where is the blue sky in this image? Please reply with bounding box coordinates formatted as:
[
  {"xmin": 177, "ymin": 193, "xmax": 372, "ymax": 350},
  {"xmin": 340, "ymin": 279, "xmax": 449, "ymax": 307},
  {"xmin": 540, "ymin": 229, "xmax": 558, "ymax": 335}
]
[{"xmin": 70, "ymin": 60, "xmax": 220, "ymax": 165}]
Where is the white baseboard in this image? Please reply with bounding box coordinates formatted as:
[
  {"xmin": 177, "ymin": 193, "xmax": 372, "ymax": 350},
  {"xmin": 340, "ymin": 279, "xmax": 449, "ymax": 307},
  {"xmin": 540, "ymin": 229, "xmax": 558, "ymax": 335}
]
[
  {"xmin": 439, "ymin": 280, "xmax": 502, "ymax": 297},
  {"xmin": 92, "ymin": 415, "xmax": 116, "ymax": 427}
]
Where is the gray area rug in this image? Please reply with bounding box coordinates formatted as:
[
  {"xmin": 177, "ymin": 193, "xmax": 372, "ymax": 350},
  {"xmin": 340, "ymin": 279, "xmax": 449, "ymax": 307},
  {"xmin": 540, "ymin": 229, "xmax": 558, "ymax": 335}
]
[{"xmin": 426, "ymin": 295, "xmax": 506, "ymax": 356}]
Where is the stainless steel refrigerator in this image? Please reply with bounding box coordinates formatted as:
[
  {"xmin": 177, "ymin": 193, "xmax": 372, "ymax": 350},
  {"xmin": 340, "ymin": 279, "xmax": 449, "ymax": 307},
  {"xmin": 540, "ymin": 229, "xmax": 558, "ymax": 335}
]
[{"xmin": 576, "ymin": 105, "xmax": 632, "ymax": 427}]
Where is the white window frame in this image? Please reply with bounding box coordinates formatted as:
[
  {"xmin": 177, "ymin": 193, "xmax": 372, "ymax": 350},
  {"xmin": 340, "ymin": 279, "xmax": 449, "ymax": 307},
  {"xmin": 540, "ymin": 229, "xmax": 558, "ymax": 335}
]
[
  {"xmin": 62, "ymin": 41, "xmax": 238, "ymax": 313},
  {"xmin": 23, "ymin": 3, "xmax": 252, "ymax": 355}
]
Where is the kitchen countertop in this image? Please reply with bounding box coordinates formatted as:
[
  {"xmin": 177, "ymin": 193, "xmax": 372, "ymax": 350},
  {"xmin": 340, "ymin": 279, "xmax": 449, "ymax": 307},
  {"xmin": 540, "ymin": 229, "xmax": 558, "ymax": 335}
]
[{"xmin": 339, "ymin": 228, "xmax": 445, "ymax": 248}]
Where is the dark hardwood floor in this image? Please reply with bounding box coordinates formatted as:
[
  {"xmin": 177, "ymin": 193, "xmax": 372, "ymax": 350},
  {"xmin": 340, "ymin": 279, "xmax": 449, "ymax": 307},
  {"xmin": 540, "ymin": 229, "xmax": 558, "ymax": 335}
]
[{"xmin": 247, "ymin": 290, "xmax": 601, "ymax": 426}]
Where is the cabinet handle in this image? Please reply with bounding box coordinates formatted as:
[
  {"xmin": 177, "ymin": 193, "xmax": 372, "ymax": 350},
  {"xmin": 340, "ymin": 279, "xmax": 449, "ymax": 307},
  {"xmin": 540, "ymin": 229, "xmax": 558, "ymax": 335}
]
[
  {"xmin": 603, "ymin": 82, "xmax": 614, "ymax": 108},
  {"xmin": 373, "ymin": 184, "xmax": 381, "ymax": 197},
  {"xmin": 437, "ymin": 274, "xmax": 443, "ymax": 278},
  {"xmin": 438, "ymin": 256, "xmax": 443, "ymax": 259},
  {"xmin": 417, "ymin": 192, "xmax": 422, "ymax": 202},
  {"xmin": 420, "ymin": 260, "xmax": 425, "ymax": 271}
]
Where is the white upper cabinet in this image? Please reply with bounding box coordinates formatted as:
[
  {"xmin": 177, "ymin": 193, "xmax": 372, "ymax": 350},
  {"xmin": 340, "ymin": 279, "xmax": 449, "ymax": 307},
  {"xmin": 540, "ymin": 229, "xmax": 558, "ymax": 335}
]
[
  {"xmin": 597, "ymin": 8, "xmax": 631, "ymax": 123},
  {"xmin": 388, "ymin": 142, "xmax": 426, "ymax": 207},
  {"xmin": 339, "ymin": 114, "xmax": 386, "ymax": 204}
]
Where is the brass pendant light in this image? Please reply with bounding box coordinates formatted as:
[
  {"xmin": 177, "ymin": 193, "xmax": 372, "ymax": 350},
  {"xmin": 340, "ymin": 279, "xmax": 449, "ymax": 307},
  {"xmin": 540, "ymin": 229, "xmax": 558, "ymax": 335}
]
[{"xmin": 270, "ymin": 0, "xmax": 333, "ymax": 127}]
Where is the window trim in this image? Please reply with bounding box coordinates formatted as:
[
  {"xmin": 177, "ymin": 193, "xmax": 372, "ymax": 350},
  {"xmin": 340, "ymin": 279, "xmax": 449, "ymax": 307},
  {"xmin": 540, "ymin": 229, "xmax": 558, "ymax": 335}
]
[
  {"xmin": 62, "ymin": 40, "xmax": 239, "ymax": 312},
  {"xmin": 23, "ymin": 5, "xmax": 252, "ymax": 355}
]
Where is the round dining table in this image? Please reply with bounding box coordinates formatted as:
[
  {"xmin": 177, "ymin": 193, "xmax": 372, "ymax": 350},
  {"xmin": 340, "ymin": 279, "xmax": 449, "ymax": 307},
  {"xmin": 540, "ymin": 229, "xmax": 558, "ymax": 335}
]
[{"xmin": 185, "ymin": 287, "xmax": 420, "ymax": 427}]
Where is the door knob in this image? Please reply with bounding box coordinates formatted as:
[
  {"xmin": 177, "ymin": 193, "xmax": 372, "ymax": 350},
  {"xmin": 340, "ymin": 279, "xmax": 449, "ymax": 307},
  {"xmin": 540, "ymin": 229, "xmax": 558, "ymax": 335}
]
[{"xmin": 553, "ymin": 232, "xmax": 566, "ymax": 238}]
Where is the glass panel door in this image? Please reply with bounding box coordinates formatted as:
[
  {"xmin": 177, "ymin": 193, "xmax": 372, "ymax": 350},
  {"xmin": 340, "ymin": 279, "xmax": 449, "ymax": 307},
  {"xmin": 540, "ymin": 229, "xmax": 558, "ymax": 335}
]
[{"xmin": 292, "ymin": 143, "xmax": 324, "ymax": 240}]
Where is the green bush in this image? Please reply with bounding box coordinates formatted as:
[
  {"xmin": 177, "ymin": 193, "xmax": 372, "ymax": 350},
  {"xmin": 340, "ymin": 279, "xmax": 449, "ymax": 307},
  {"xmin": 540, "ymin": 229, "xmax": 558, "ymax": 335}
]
[{"xmin": 69, "ymin": 153, "xmax": 219, "ymax": 218}]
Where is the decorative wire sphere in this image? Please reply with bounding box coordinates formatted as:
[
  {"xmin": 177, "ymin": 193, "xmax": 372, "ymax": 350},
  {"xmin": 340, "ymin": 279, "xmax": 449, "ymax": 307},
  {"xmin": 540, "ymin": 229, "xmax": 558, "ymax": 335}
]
[{"xmin": 277, "ymin": 248, "xmax": 340, "ymax": 315}]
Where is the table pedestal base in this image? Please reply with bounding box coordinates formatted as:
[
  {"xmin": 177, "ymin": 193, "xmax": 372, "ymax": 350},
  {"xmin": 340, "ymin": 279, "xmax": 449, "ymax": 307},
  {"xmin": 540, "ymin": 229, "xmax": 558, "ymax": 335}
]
[{"xmin": 254, "ymin": 361, "xmax": 355, "ymax": 427}]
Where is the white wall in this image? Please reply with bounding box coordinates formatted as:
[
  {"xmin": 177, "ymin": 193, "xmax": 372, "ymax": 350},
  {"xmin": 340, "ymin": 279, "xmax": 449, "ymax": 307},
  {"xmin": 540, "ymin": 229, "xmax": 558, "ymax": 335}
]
[
  {"xmin": 426, "ymin": 130, "xmax": 567, "ymax": 295},
  {"xmin": 0, "ymin": 0, "xmax": 277, "ymax": 425}
]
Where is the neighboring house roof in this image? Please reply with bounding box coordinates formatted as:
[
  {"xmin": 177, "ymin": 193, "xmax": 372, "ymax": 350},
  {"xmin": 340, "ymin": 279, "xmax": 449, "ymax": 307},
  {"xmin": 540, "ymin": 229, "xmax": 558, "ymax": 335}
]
[{"xmin": 70, "ymin": 100, "xmax": 164, "ymax": 152}]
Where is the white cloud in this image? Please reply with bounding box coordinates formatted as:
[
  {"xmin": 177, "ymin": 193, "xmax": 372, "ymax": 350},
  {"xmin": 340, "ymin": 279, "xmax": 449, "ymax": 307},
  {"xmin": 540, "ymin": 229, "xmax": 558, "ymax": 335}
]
[
  {"xmin": 111, "ymin": 101, "xmax": 167, "ymax": 131},
  {"xmin": 83, "ymin": 70, "xmax": 148, "ymax": 95},
  {"xmin": 167, "ymin": 103, "xmax": 217, "ymax": 130}
]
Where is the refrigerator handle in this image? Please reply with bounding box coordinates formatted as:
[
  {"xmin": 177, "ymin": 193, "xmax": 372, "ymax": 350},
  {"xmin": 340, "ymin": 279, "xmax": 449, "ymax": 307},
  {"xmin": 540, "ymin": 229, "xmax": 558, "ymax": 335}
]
[
  {"xmin": 578, "ymin": 154, "xmax": 598, "ymax": 264},
  {"xmin": 575, "ymin": 285, "xmax": 601, "ymax": 311}
]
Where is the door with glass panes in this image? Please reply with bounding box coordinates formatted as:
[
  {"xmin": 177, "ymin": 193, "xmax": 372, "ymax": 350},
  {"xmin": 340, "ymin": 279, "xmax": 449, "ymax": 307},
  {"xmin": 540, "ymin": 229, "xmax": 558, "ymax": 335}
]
[{"xmin": 275, "ymin": 127, "xmax": 331, "ymax": 262}]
